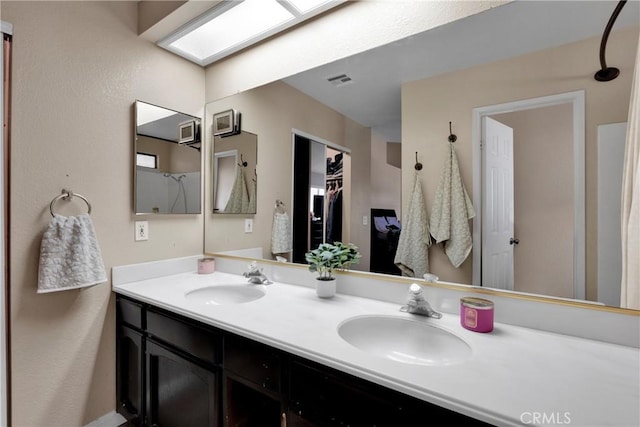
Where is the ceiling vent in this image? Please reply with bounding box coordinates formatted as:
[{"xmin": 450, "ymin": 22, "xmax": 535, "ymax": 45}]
[{"xmin": 327, "ymin": 73, "xmax": 354, "ymax": 87}]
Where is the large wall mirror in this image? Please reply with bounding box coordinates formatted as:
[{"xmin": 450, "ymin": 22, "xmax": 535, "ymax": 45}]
[
  {"xmin": 204, "ymin": 0, "xmax": 639, "ymax": 312},
  {"xmin": 135, "ymin": 100, "xmax": 202, "ymax": 214}
]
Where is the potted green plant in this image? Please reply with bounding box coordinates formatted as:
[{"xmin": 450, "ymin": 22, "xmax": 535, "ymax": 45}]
[{"xmin": 305, "ymin": 242, "xmax": 361, "ymax": 298}]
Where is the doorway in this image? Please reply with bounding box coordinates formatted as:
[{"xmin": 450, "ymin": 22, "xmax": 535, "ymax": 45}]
[
  {"xmin": 291, "ymin": 131, "xmax": 350, "ymax": 264},
  {"xmin": 471, "ymin": 91, "xmax": 585, "ymax": 299}
]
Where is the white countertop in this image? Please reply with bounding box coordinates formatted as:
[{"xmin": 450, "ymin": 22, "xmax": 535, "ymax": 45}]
[{"xmin": 113, "ymin": 271, "xmax": 640, "ymax": 427}]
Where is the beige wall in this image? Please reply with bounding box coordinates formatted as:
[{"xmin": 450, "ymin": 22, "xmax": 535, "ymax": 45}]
[
  {"xmin": 402, "ymin": 27, "xmax": 638, "ymax": 294},
  {"xmin": 204, "ymin": 81, "xmax": 370, "ymax": 265},
  {"xmin": 137, "ymin": 136, "xmax": 201, "ymax": 172},
  {"xmin": 492, "ymin": 104, "xmax": 574, "ymax": 298},
  {"xmin": 2, "ymin": 2, "xmax": 205, "ymax": 426}
]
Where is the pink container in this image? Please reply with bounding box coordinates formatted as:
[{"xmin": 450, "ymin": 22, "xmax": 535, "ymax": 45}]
[
  {"xmin": 198, "ymin": 257, "xmax": 215, "ymax": 274},
  {"xmin": 460, "ymin": 297, "xmax": 494, "ymax": 333}
]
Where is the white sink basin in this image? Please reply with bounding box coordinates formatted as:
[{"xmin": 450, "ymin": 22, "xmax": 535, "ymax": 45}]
[
  {"xmin": 185, "ymin": 284, "xmax": 266, "ymax": 305},
  {"xmin": 337, "ymin": 315, "xmax": 471, "ymax": 366}
]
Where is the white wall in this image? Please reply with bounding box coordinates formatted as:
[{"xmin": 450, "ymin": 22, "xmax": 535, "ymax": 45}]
[
  {"xmin": 2, "ymin": 2, "xmax": 205, "ymax": 425},
  {"xmin": 204, "ymin": 1, "xmax": 508, "ymax": 101}
]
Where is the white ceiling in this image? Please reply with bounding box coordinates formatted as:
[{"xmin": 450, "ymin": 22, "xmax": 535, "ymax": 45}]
[{"xmin": 282, "ymin": 0, "xmax": 640, "ymax": 141}]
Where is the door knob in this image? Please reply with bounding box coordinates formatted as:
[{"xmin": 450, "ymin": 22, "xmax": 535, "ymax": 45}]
[{"xmin": 509, "ymin": 238, "xmax": 519, "ymax": 245}]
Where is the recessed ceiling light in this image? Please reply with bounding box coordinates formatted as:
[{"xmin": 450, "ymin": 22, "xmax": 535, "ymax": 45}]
[{"xmin": 158, "ymin": 0, "xmax": 345, "ymax": 67}]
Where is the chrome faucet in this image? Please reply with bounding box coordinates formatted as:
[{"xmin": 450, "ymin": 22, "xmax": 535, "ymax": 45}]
[
  {"xmin": 243, "ymin": 261, "xmax": 272, "ymax": 285},
  {"xmin": 400, "ymin": 283, "xmax": 442, "ymax": 318}
]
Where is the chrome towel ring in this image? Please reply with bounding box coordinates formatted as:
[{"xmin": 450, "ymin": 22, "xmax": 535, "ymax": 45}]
[{"xmin": 49, "ymin": 189, "xmax": 92, "ymax": 217}]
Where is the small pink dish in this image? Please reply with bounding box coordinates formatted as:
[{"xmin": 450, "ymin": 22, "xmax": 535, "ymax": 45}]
[{"xmin": 198, "ymin": 257, "xmax": 215, "ymax": 274}]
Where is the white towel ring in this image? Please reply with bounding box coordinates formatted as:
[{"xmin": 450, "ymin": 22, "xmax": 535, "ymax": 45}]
[{"xmin": 49, "ymin": 189, "xmax": 92, "ymax": 217}]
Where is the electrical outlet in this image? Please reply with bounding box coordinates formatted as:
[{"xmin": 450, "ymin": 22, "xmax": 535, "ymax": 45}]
[
  {"xmin": 362, "ymin": 215, "xmax": 368, "ymax": 226},
  {"xmin": 135, "ymin": 221, "xmax": 149, "ymax": 241},
  {"xmin": 244, "ymin": 218, "xmax": 253, "ymax": 233}
]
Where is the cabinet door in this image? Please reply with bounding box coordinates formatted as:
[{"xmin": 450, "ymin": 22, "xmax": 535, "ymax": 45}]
[
  {"xmin": 116, "ymin": 324, "xmax": 144, "ymax": 425},
  {"xmin": 289, "ymin": 360, "xmax": 493, "ymax": 427},
  {"xmin": 146, "ymin": 340, "xmax": 220, "ymax": 427}
]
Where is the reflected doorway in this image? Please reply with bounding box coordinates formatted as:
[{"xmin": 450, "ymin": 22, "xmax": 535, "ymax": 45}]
[
  {"xmin": 291, "ymin": 131, "xmax": 350, "ymax": 264},
  {"xmin": 472, "ymin": 91, "xmax": 585, "ymax": 300}
]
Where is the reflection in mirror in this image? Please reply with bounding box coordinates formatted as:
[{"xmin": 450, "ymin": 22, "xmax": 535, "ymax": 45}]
[
  {"xmin": 291, "ymin": 133, "xmax": 351, "ymax": 263},
  {"xmin": 135, "ymin": 100, "xmax": 202, "ymax": 214},
  {"xmin": 213, "ymin": 131, "xmax": 257, "ymax": 214},
  {"xmin": 204, "ymin": 1, "xmax": 639, "ymax": 311}
]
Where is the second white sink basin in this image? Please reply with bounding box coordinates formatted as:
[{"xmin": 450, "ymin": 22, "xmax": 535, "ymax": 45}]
[
  {"xmin": 185, "ymin": 284, "xmax": 265, "ymax": 305},
  {"xmin": 337, "ymin": 315, "xmax": 471, "ymax": 366}
]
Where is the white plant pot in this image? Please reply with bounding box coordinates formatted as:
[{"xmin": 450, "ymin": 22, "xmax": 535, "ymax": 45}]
[{"xmin": 315, "ymin": 278, "xmax": 337, "ymax": 298}]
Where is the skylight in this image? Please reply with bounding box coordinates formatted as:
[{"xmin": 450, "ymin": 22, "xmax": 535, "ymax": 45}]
[{"xmin": 158, "ymin": 0, "xmax": 345, "ymax": 67}]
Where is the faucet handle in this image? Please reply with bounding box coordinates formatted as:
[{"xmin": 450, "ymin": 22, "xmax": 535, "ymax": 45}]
[{"xmin": 409, "ymin": 283, "xmax": 423, "ymax": 296}]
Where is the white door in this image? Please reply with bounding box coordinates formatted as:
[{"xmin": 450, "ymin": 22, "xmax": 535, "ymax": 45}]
[{"xmin": 482, "ymin": 117, "xmax": 515, "ymax": 289}]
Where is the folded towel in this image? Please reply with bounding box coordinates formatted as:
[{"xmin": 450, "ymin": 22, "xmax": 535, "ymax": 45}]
[
  {"xmin": 37, "ymin": 214, "xmax": 107, "ymax": 293},
  {"xmin": 224, "ymin": 166, "xmax": 249, "ymax": 213},
  {"xmin": 271, "ymin": 203, "xmax": 292, "ymax": 254},
  {"xmin": 430, "ymin": 142, "xmax": 476, "ymax": 268},
  {"xmin": 394, "ymin": 171, "xmax": 431, "ymax": 277}
]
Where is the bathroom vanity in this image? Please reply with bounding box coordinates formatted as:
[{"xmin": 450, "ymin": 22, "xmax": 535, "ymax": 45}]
[
  {"xmin": 112, "ymin": 257, "xmax": 640, "ymax": 427},
  {"xmin": 116, "ymin": 294, "xmax": 489, "ymax": 426}
]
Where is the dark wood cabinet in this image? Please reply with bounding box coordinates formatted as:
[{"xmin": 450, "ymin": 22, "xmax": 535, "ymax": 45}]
[
  {"xmin": 116, "ymin": 325, "xmax": 145, "ymax": 425},
  {"xmin": 116, "ymin": 296, "xmax": 145, "ymax": 425},
  {"xmin": 115, "ymin": 294, "xmax": 494, "ymax": 427},
  {"xmin": 146, "ymin": 339, "xmax": 220, "ymax": 427},
  {"xmin": 288, "ymin": 358, "xmax": 491, "ymax": 427}
]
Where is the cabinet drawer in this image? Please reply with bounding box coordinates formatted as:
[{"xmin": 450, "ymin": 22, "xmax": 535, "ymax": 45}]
[
  {"xmin": 146, "ymin": 308, "xmax": 222, "ymax": 365},
  {"xmin": 224, "ymin": 334, "xmax": 281, "ymax": 393},
  {"xmin": 116, "ymin": 296, "xmax": 144, "ymax": 330}
]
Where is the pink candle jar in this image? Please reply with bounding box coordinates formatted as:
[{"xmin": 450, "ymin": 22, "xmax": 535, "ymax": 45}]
[
  {"xmin": 198, "ymin": 257, "xmax": 215, "ymax": 274},
  {"xmin": 460, "ymin": 297, "xmax": 494, "ymax": 333}
]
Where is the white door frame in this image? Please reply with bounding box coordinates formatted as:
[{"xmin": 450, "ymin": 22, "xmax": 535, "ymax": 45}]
[
  {"xmin": 471, "ymin": 90, "xmax": 586, "ymax": 300},
  {"xmin": 0, "ymin": 20, "xmax": 11, "ymax": 427}
]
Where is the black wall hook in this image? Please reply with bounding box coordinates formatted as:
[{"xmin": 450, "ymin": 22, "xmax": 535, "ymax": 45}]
[
  {"xmin": 414, "ymin": 152, "xmax": 423, "ymax": 170},
  {"xmin": 238, "ymin": 154, "xmax": 248, "ymax": 167},
  {"xmin": 448, "ymin": 121, "xmax": 457, "ymax": 143}
]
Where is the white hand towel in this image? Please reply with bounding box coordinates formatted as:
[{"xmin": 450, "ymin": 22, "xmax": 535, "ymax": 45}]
[
  {"xmin": 271, "ymin": 211, "xmax": 292, "ymax": 255},
  {"xmin": 37, "ymin": 214, "xmax": 107, "ymax": 293},
  {"xmin": 430, "ymin": 142, "xmax": 476, "ymax": 268},
  {"xmin": 394, "ymin": 171, "xmax": 431, "ymax": 277},
  {"xmin": 272, "ymin": 201, "xmax": 292, "ymax": 255}
]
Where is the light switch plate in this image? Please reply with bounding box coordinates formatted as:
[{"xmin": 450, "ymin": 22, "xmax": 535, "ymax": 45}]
[{"xmin": 244, "ymin": 218, "xmax": 253, "ymax": 233}]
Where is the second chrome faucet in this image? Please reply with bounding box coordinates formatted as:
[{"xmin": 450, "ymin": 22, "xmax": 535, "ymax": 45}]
[
  {"xmin": 400, "ymin": 283, "xmax": 442, "ymax": 318},
  {"xmin": 243, "ymin": 261, "xmax": 273, "ymax": 285}
]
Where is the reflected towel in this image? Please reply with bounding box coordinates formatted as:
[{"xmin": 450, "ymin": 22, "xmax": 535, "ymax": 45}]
[
  {"xmin": 430, "ymin": 142, "xmax": 475, "ymax": 268},
  {"xmin": 37, "ymin": 214, "xmax": 107, "ymax": 293},
  {"xmin": 247, "ymin": 178, "xmax": 257, "ymax": 213},
  {"xmin": 224, "ymin": 166, "xmax": 249, "ymax": 213},
  {"xmin": 271, "ymin": 212, "xmax": 292, "ymax": 255},
  {"xmin": 394, "ymin": 171, "xmax": 430, "ymax": 277}
]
